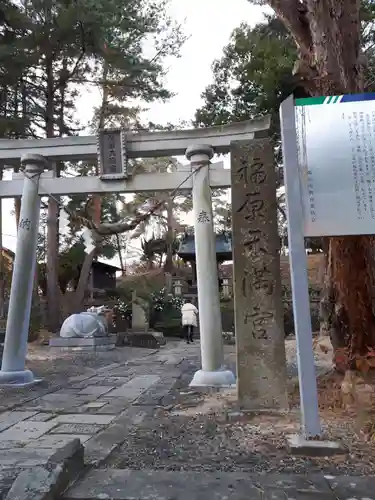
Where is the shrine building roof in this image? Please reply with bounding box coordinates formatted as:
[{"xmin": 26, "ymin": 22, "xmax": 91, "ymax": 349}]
[{"xmin": 177, "ymin": 232, "xmax": 232, "ymax": 262}]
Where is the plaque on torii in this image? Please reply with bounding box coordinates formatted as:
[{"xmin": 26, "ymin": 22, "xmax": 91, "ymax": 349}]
[{"xmin": 97, "ymin": 128, "xmax": 128, "ymax": 180}]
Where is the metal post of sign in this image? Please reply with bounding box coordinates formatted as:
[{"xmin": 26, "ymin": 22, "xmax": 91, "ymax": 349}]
[{"xmin": 279, "ymin": 95, "xmax": 321, "ymax": 438}]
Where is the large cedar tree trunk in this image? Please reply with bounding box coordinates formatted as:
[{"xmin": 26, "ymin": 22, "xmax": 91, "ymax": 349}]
[
  {"xmin": 164, "ymin": 196, "xmax": 174, "ymax": 273},
  {"xmin": 116, "ymin": 234, "xmax": 125, "ymax": 275},
  {"xmin": 0, "ymin": 166, "xmax": 4, "ymax": 319},
  {"xmin": 46, "ymin": 166, "xmax": 61, "ymax": 331},
  {"xmin": 270, "ymin": 0, "xmax": 375, "ymax": 369},
  {"xmin": 13, "ymin": 165, "xmax": 21, "ymax": 228},
  {"xmin": 45, "ymin": 45, "xmax": 61, "ymax": 332}
]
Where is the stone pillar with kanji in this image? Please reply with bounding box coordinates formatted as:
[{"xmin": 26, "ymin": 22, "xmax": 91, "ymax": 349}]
[{"xmin": 231, "ymin": 139, "xmax": 287, "ymax": 409}]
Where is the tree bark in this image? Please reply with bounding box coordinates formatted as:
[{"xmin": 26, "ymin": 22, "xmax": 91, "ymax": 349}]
[
  {"xmin": 0, "ymin": 165, "xmax": 4, "ymax": 319},
  {"xmin": 70, "ymin": 60, "xmax": 109, "ymax": 312},
  {"xmin": 46, "ymin": 179, "xmax": 60, "ymax": 332},
  {"xmin": 271, "ymin": 0, "xmax": 375, "ymax": 369},
  {"xmin": 319, "ymin": 237, "xmax": 331, "ymax": 337},
  {"xmin": 71, "ymin": 248, "xmax": 96, "ymax": 313},
  {"xmin": 116, "ymin": 234, "xmax": 125, "ymax": 275},
  {"xmin": 13, "ymin": 166, "xmax": 21, "ymax": 228},
  {"xmin": 44, "ymin": 41, "xmax": 62, "ymax": 332},
  {"xmin": 164, "ymin": 196, "xmax": 174, "ymax": 273}
]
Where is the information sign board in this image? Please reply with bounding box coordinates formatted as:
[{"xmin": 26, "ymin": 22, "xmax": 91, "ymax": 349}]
[{"xmin": 295, "ymin": 93, "xmax": 375, "ymax": 236}]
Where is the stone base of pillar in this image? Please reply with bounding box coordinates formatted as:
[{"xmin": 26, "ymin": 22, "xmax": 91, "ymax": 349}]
[
  {"xmin": 0, "ymin": 369, "xmax": 42, "ymax": 388},
  {"xmin": 189, "ymin": 367, "xmax": 235, "ymax": 387}
]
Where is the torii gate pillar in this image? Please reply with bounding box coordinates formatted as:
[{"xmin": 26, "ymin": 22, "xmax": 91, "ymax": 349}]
[
  {"xmin": 0, "ymin": 154, "xmax": 48, "ymax": 386},
  {"xmin": 186, "ymin": 144, "xmax": 235, "ymax": 387}
]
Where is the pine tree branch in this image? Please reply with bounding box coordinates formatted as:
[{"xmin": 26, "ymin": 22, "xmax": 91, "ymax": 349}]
[
  {"xmin": 53, "ymin": 21, "xmax": 86, "ymax": 93},
  {"xmin": 94, "ymin": 202, "xmax": 164, "ymax": 236}
]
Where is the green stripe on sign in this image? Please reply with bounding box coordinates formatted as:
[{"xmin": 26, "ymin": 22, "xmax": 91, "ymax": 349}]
[
  {"xmin": 328, "ymin": 96, "xmax": 339, "ymax": 103},
  {"xmin": 295, "ymin": 96, "xmax": 326, "ymax": 106}
]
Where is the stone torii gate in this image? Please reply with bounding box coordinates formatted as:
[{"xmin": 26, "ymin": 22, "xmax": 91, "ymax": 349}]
[{"xmin": 0, "ymin": 118, "xmax": 288, "ymax": 413}]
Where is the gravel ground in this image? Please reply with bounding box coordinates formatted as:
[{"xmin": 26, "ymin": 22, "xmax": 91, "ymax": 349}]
[
  {"xmin": 106, "ymin": 342, "xmax": 375, "ymax": 477},
  {"xmin": 107, "ymin": 391, "xmax": 375, "ymax": 476}
]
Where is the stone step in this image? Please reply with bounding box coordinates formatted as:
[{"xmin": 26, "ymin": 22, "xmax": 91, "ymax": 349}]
[{"xmin": 63, "ymin": 468, "xmax": 375, "ymax": 499}]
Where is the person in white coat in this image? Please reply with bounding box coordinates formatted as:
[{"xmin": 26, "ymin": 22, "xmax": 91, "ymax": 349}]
[{"xmin": 181, "ymin": 299, "xmax": 198, "ymax": 344}]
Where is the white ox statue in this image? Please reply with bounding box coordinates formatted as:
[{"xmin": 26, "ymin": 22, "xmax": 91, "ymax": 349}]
[{"xmin": 60, "ymin": 305, "xmax": 112, "ymax": 339}]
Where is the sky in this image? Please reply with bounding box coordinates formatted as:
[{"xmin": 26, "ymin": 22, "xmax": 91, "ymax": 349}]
[
  {"xmin": 1, "ymin": 0, "xmax": 267, "ymax": 258},
  {"xmin": 75, "ymin": 0, "xmax": 267, "ymax": 128}
]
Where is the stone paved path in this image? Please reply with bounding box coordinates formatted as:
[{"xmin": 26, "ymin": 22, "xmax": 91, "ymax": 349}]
[
  {"xmin": 0, "ymin": 342, "xmax": 197, "ymax": 465},
  {"xmin": 0, "ymin": 344, "xmax": 153, "ymax": 413},
  {"xmin": 0, "ymin": 343, "xmax": 189, "ymax": 498},
  {"xmin": 0, "ymin": 340, "xmax": 375, "ymax": 499},
  {"xmin": 65, "ymin": 469, "xmax": 375, "ymax": 500}
]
